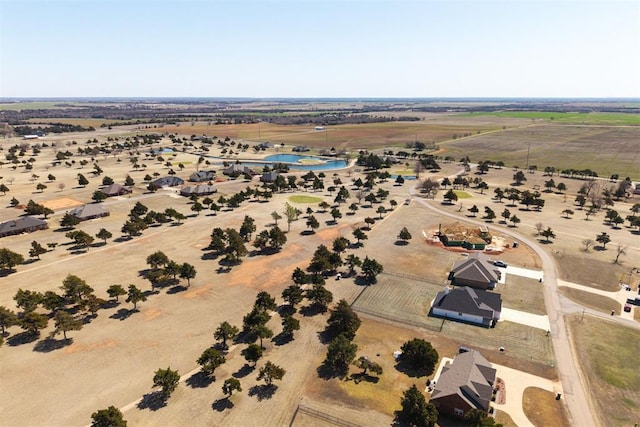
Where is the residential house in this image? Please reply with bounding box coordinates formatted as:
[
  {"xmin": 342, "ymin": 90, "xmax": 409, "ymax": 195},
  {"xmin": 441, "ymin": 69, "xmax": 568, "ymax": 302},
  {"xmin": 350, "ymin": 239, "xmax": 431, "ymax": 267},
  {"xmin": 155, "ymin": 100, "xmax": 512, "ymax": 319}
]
[
  {"xmin": 189, "ymin": 171, "xmax": 215, "ymax": 182},
  {"xmin": 634, "ymin": 183, "xmax": 640, "ymax": 195},
  {"xmin": 152, "ymin": 176, "xmax": 184, "ymax": 188},
  {"xmin": 223, "ymin": 164, "xmax": 255, "ymax": 177},
  {"xmin": 0, "ymin": 216, "xmax": 48, "ymax": 238},
  {"xmin": 69, "ymin": 204, "xmax": 110, "ymax": 221},
  {"xmin": 180, "ymin": 185, "xmax": 217, "ymax": 197},
  {"xmin": 260, "ymin": 171, "xmax": 280, "ymax": 183},
  {"xmin": 448, "ymin": 252, "xmax": 501, "ymax": 290},
  {"xmin": 431, "ymin": 286, "xmax": 502, "ymax": 327},
  {"xmin": 101, "ymin": 183, "xmax": 132, "ymax": 197},
  {"xmin": 292, "ymin": 145, "xmax": 310, "ymax": 152},
  {"xmin": 430, "ymin": 350, "xmax": 496, "ymax": 418}
]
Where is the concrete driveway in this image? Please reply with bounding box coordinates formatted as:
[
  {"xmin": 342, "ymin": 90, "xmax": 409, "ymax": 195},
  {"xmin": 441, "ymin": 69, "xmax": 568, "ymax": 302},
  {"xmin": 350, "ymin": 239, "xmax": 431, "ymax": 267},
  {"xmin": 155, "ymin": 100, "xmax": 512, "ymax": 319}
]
[{"xmin": 500, "ymin": 307, "xmax": 551, "ymax": 331}]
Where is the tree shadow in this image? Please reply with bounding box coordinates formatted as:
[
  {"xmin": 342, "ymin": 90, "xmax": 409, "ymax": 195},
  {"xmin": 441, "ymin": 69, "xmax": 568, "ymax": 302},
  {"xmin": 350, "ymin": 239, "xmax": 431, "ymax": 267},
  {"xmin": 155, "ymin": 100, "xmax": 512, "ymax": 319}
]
[
  {"xmin": 350, "ymin": 372, "xmax": 380, "ymax": 384},
  {"xmin": 167, "ymin": 285, "xmax": 187, "ymax": 294},
  {"xmin": 299, "ymin": 304, "xmax": 324, "ymax": 317},
  {"xmin": 394, "ymin": 360, "xmax": 430, "ymax": 378},
  {"xmin": 110, "ymin": 308, "xmax": 135, "ymax": 321},
  {"xmin": 354, "ymin": 276, "xmax": 375, "ymax": 286},
  {"xmin": 278, "ymin": 304, "xmax": 296, "ymax": 316},
  {"xmin": 272, "ymin": 332, "xmax": 293, "ymax": 346},
  {"xmin": 248, "ymin": 384, "xmax": 277, "ymax": 401},
  {"xmin": 201, "ymin": 251, "xmax": 220, "ymax": 261},
  {"xmin": 186, "ymin": 371, "xmax": 214, "ymax": 388},
  {"xmin": 300, "ymin": 230, "xmax": 315, "ymax": 236},
  {"xmin": 137, "ymin": 391, "xmax": 168, "ymax": 411},
  {"xmin": 232, "ymin": 363, "xmax": 254, "ymax": 379},
  {"xmin": 211, "ymin": 398, "xmax": 234, "ymax": 412},
  {"xmin": 6, "ymin": 331, "xmax": 39, "ymax": 346},
  {"xmin": 316, "ymin": 361, "xmax": 347, "ymax": 380},
  {"xmin": 33, "ymin": 337, "xmax": 72, "ymax": 352},
  {"xmin": 394, "ymin": 240, "xmax": 409, "ymax": 246}
]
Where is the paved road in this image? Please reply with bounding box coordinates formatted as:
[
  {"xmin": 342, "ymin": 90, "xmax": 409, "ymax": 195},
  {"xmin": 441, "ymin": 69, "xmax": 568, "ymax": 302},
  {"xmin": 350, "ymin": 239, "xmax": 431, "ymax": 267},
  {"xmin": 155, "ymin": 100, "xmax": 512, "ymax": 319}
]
[{"xmin": 409, "ymin": 186, "xmax": 597, "ymax": 427}]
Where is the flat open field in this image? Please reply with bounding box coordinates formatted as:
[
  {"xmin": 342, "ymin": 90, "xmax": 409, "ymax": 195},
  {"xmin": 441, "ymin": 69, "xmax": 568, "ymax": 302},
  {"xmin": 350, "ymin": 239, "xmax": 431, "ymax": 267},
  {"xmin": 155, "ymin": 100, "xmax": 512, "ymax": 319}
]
[
  {"xmin": 439, "ymin": 124, "xmax": 640, "ymax": 180},
  {"xmin": 461, "ymin": 111, "xmax": 640, "ymax": 126},
  {"xmin": 522, "ymin": 386, "xmax": 570, "ymax": 427},
  {"xmin": 149, "ymin": 120, "xmax": 507, "ymax": 151},
  {"xmin": 567, "ymin": 314, "xmax": 640, "ymax": 426}
]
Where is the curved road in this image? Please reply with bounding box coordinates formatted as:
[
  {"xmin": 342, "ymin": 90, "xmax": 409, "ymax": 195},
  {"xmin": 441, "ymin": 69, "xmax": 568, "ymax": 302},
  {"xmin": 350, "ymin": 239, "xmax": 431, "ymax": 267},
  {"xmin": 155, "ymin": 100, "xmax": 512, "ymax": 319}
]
[{"xmin": 409, "ymin": 186, "xmax": 596, "ymax": 427}]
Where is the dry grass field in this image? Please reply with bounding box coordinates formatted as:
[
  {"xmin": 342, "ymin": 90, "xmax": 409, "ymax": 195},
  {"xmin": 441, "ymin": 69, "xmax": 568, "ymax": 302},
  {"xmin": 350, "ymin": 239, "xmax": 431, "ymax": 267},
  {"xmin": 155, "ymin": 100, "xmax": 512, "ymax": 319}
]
[
  {"xmin": 522, "ymin": 386, "xmax": 570, "ymax": 427},
  {"xmin": 440, "ymin": 124, "xmax": 640, "ymax": 180},
  {"xmin": 0, "ymin": 109, "xmax": 638, "ymax": 426},
  {"xmin": 559, "ymin": 287, "xmax": 621, "ymax": 315},
  {"xmin": 567, "ymin": 314, "xmax": 640, "ymax": 426}
]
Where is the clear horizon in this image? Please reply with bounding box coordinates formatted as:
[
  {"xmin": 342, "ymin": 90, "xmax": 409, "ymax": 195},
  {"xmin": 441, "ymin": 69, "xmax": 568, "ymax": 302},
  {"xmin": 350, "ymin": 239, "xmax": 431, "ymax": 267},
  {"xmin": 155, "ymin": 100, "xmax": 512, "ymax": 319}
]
[{"xmin": 1, "ymin": 0, "xmax": 639, "ymax": 98}]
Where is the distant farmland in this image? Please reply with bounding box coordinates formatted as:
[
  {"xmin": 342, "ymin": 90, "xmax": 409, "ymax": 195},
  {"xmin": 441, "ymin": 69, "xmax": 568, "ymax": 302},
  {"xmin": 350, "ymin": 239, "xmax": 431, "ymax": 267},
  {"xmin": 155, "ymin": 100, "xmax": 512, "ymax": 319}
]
[
  {"xmin": 460, "ymin": 111, "xmax": 640, "ymax": 126},
  {"xmin": 439, "ymin": 124, "xmax": 640, "ymax": 179}
]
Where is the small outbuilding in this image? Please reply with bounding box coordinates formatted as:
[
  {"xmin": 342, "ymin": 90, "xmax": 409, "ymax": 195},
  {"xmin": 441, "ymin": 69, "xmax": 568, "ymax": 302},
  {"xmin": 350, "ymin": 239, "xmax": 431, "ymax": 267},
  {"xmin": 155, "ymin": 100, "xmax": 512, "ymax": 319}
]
[{"xmin": 0, "ymin": 216, "xmax": 48, "ymax": 238}]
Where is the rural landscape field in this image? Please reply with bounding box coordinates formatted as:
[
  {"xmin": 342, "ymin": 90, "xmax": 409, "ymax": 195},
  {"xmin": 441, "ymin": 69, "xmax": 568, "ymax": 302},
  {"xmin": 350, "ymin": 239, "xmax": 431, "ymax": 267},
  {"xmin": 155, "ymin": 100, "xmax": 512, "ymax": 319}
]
[{"xmin": 0, "ymin": 98, "xmax": 639, "ymax": 427}]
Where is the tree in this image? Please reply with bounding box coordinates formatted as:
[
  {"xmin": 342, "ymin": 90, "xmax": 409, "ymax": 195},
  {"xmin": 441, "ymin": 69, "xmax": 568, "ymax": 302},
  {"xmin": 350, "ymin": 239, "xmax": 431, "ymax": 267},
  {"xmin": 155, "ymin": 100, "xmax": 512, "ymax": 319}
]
[
  {"xmin": 513, "ymin": 170, "xmax": 526, "ymax": 185},
  {"xmin": 614, "ymin": 245, "xmax": 627, "ymax": 264},
  {"xmin": 124, "ymin": 175, "xmax": 135, "ymax": 186},
  {"xmin": 306, "ymin": 215, "xmax": 319, "ymax": 233},
  {"xmin": 477, "ymin": 181, "xmax": 489, "ymax": 194},
  {"xmin": 282, "ymin": 285, "xmax": 304, "ymax": 310},
  {"xmin": 255, "ymin": 324, "xmax": 274, "ymax": 348},
  {"xmin": 107, "ymin": 284, "xmax": 127, "ymax": 302},
  {"xmin": 325, "ymin": 334, "xmax": 358, "ymax": 376},
  {"xmin": 14, "ymin": 288, "xmax": 43, "ymax": 312},
  {"xmin": 397, "ymin": 227, "xmax": 412, "ymax": 244},
  {"xmin": 96, "ymin": 228, "xmax": 112, "ymax": 243},
  {"xmin": 541, "ymin": 227, "xmax": 555, "ymax": 243},
  {"xmin": 0, "ymin": 183, "xmax": 10, "ymax": 195},
  {"xmin": 28, "ymin": 240, "xmax": 47, "ymax": 260},
  {"xmin": 241, "ymin": 343, "xmax": 263, "ymax": 366},
  {"xmin": 395, "ymin": 385, "xmax": 438, "ymax": 427},
  {"xmin": 330, "ymin": 207, "xmax": 342, "ymax": 223},
  {"xmin": 291, "ymin": 267, "xmax": 309, "ymax": 286},
  {"xmin": 596, "ymin": 232, "xmax": 611, "ymax": 249},
  {"xmin": 214, "ymin": 321, "xmax": 239, "ymax": 350},
  {"xmin": 90, "ymin": 406, "xmax": 127, "ymax": 427},
  {"xmin": 465, "ymin": 408, "xmax": 502, "ymax": 427},
  {"xmin": 345, "ymin": 254, "xmax": 362, "ymax": 276},
  {"xmin": 60, "ymin": 212, "xmax": 81, "ymax": 229},
  {"xmin": 534, "ymin": 222, "xmax": 544, "ymax": 236},
  {"xmin": 153, "ymin": 367, "xmax": 180, "ymax": 398},
  {"xmin": 52, "ymin": 310, "xmax": 83, "ymax": 340},
  {"xmin": 281, "ymin": 315, "xmax": 300, "ymax": 338},
  {"xmin": 179, "ymin": 263, "xmax": 197, "ymax": 287},
  {"xmin": 468, "ymin": 205, "xmax": 479, "ymax": 217},
  {"xmin": 77, "ymin": 173, "xmax": 89, "ymax": 187},
  {"xmin": 197, "ymin": 348, "xmax": 226, "ymax": 376},
  {"xmin": 361, "ymin": 257, "xmax": 383, "ymax": 283},
  {"xmin": 500, "ymin": 208, "xmax": 511, "ymax": 223},
  {"xmin": 0, "ymin": 248, "xmax": 24, "ymax": 272},
  {"xmin": 307, "ymin": 283, "xmax": 333, "ymax": 312},
  {"xmin": 126, "ymin": 284, "xmax": 146, "ymax": 309},
  {"xmin": 146, "ymin": 251, "xmax": 169, "ymax": 269},
  {"xmin": 283, "ymin": 202, "xmax": 297, "ymax": 232},
  {"xmin": 19, "ymin": 311, "xmax": 48, "ymax": 335},
  {"xmin": 562, "ymin": 209, "xmax": 574, "ymax": 219},
  {"xmin": 399, "ymin": 338, "xmax": 439, "ymax": 376},
  {"xmin": 92, "ymin": 190, "xmax": 107, "ymax": 203},
  {"xmin": 224, "ymin": 228, "xmax": 248, "ymax": 263},
  {"xmin": 0, "ymin": 306, "xmax": 18, "ymax": 334},
  {"xmin": 557, "ymin": 182, "xmax": 567, "ymax": 193},
  {"xmin": 327, "ymin": 299, "xmax": 361, "ymax": 340},
  {"xmin": 352, "ymin": 228, "xmax": 368, "ymax": 245},
  {"xmin": 191, "ymin": 202, "xmax": 203, "ymax": 216},
  {"xmin": 61, "ymin": 274, "xmax": 94, "ymax": 305},
  {"xmin": 509, "ymin": 215, "xmax": 521, "ymax": 227},
  {"xmin": 257, "ymin": 361, "xmax": 286, "ymax": 385},
  {"xmin": 36, "ymin": 183, "xmax": 47, "ymax": 193},
  {"xmin": 443, "ymin": 189, "xmax": 458, "ymax": 204},
  {"xmin": 376, "ymin": 205, "xmax": 386, "ymax": 219},
  {"xmin": 254, "ymin": 291, "xmax": 277, "ymax": 312},
  {"xmin": 222, "ymin": 378, "xmax": 242, "ymax": 398},
  {"xmin": 483, "ymin": 207, "xmax": 496, "ymax": 221},
  {"xmin": 353, "ymin": 356, "xmax": 383, "ymax": 377}
]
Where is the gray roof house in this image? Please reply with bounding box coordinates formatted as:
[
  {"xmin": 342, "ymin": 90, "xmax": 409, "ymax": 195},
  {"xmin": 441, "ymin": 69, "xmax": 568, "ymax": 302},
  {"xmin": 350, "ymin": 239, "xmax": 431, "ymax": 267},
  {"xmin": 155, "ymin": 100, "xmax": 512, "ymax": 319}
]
[
  {"xmin": 0, "ymin": 216, "xmax": 48, "ymax": 238},
  {"xmin": 152, "ymin": 176, "xmax": 184, "ymax": 187},
  {"xmin": 101, "ymin": 183, "xmax": 132, "ymax": 197},
  {"xmin": 223, "ymin": 164, "xmax": 255, "ymax": 176},
  {"xmin": 70, "ymin": 204, "xmax": 110, "ymax": 221},
  {"xmin": 292, "ymin": 145, "xmax": 310, "ymax": 152},
  {"xmin": 260, "ymin": 171, "xmax": 280, "ymax": 183},
  {"xmin": 430, "ymin": 350, "xmax": 496, "ymax": 418},
  {"xmin": 189, "ymin": 171, "xmax": 215, "ymax": 182},
  {"xmin": 180, "ymin": 184, "xmax": 217, "ymax": 197},
  {"xmin": 448, "ymin": 252, "xmax": 501, "ymax": 290},
  {"xmin": 431, "ymin": 286, "xmax": 502, "ymax": 327}
]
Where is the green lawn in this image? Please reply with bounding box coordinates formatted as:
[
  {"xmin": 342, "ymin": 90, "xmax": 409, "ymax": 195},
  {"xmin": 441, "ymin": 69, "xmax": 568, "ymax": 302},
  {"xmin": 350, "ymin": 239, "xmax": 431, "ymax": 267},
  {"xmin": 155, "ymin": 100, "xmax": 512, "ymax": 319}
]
[
  {"xmin": 453, "ymin": 190, "xmax": 472, "ymax": 199},
  {"xmin": 288, "ymin": 195, "xmax": 322, "ymax": 204},
  {"xmin": 461, "ymin": 111, "xmax": 640, "ymax": 126}
]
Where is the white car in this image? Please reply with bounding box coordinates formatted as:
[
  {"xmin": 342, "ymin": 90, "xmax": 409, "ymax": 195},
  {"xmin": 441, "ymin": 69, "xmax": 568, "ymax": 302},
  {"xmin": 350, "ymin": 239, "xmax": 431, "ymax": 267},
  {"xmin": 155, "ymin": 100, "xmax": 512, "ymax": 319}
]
[{"xmin": 493, "ymin": 260, "xmax": 508, "ymax": 268}]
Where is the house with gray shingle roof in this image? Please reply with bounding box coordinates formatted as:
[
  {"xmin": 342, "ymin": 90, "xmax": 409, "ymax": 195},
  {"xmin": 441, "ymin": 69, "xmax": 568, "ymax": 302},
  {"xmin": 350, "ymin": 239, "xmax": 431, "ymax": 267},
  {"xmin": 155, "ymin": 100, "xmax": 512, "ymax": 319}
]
[
  {"xmin": 431, "ymin": 286, "xmax": 501, "ymax": 327},
  {"xmin": 152, "ymin": 176, "xmax": 184, "ymax": 187},
  {"xmin": 101, "ymin": 183, "xmax": 132, "ymax": 197},
  {"xmin": 430, "ymin": 350, "xmax": 496, "ymax": 418},
  {"xmin": 189, "ymin": 171, "xmax": 215, "ymax": 182},
  {"xmin": 180, "ymin": 184, "xmax": 217, "ymax": 197},
  {"xmin": 0, "ymin": 216, "xmax": 48, "ymax": 238},
  {"xmin": 70, "ymin": 204, "xmax": 110, "ymax": 221},
  {"xmin": 448, "ymin": 252, "xmax": 501, "ymax": 290}
]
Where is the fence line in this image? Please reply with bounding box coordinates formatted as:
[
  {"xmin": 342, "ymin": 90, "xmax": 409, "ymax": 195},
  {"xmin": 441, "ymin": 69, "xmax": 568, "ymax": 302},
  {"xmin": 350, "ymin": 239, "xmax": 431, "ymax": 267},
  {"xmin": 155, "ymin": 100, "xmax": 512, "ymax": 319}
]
[{"xmin": 294, "ymin": 404, "xmax": 362, "ymax": 427}]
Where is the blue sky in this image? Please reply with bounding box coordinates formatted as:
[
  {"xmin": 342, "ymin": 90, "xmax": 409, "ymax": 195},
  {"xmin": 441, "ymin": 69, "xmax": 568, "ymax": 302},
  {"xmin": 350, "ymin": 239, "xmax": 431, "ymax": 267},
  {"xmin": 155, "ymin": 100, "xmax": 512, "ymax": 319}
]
[{"xmin": 1, "ymin": 0, "xmax": 638, "ymax": 98}]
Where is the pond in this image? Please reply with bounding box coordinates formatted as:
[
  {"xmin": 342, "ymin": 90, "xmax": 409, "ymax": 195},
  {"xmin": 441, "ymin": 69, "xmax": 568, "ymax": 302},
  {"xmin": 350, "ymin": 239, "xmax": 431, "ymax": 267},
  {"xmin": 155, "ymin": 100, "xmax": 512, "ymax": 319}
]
[{"xmin": 263, "ymin": 154, "xmax": 347, "ymax": 171}]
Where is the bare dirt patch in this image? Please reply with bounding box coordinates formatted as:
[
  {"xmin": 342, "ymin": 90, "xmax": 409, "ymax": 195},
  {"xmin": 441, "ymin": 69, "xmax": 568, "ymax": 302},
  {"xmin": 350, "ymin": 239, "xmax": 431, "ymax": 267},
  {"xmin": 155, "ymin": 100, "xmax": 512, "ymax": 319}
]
[{"xmin": 40, "ymin": 197, "xmax": 84, "ymax": 210}]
